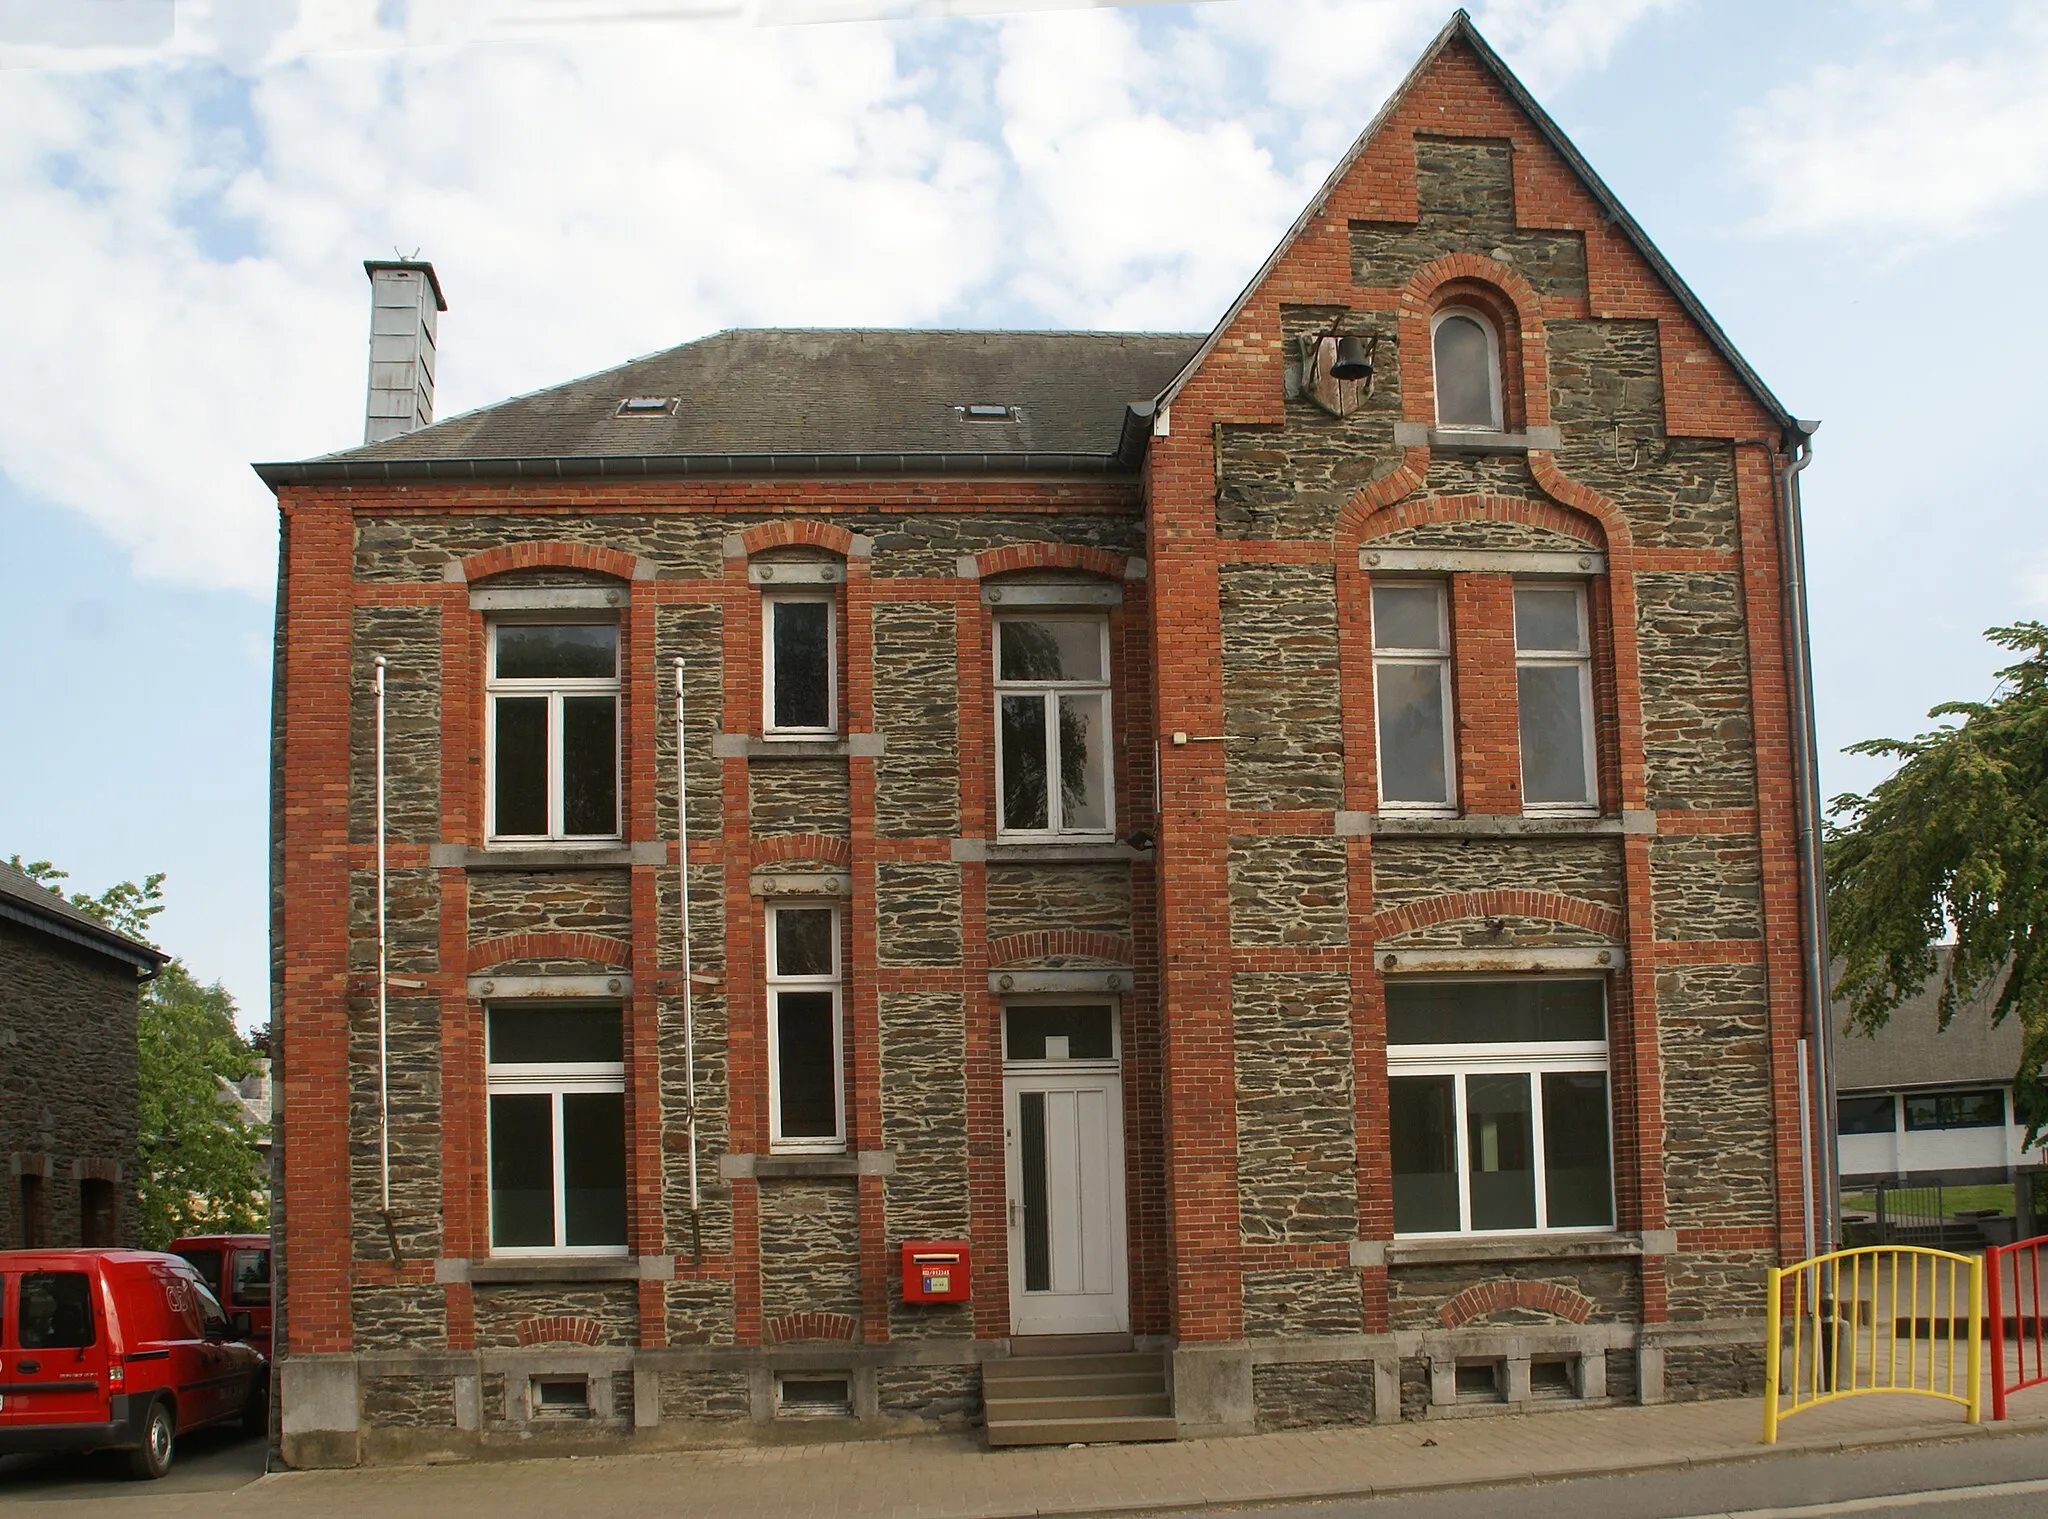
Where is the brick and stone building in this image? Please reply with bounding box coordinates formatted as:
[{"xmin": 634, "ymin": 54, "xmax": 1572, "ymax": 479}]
[
  {"xmin": 260, "ymin": 14, "xmax": 1829, "ymax": 1465},
  {"xmin": 0, "ymin": 861, "xmax": 167, "ymax": 1250}
]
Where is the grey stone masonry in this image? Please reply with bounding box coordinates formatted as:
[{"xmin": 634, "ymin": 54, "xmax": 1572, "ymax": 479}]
[
  {"xmin": 1234, "ymin": 972, "xmax": 1356, "ymax": 1245},
  {"xmin": 1351, "ymin": 136, "xmax": 1587, "ymax": 299},
  {"xmin": 758, "ymin": 1180, "xmax": 863, "ymax": 1325},
  {"xmin": 875, "ymin": 864, "xmax": 963, "ymax": 966},
  {"xmin": 865, "ymin": 514, "xmax": 1142, "ymax": 579},
  {"xmin": 656, "ymin": 605, "xmax": 725, "ymax": 840},
  {"xmin": 750, "ymin": 760, "xmax": 851, "ymax": 838},
  {"xmin": 659, "ymin": 987, "xmax": 732, "ymax": 1259},
  {"xmin": 351, "ymin": 607, "xmax": 442, "ymax": 843},
  {"xmin": 878, "ymin": 991, "xmax": 972, "ymax": 1257},
  {"xmin": 473, "ymin": 1284, "xmax": 639, "ymax": 1347},
  {"xmin": 347, "ymin": 993, "xmax": 442, "ymax": 1264},
  {"xmin": 1243, "ymin": 1267, "xmax": 1361, "ymax": 1337},
  {"xmin": 1372, "ymin": 838, "xmax": 1622, "ymax": 911},
  {"xmin": 1229, "ymin": 840, "xmax": 1349, "ymax": 947},
  {"xmin": 872, "ymin": 602, "xmax": 961, "ymax": 838},
  {"xmin": 666, "ymin": 1276, "xmax": 738, "ymax": 1347},
  {"xmin": 1254, "ymin": 1362, "xmax": 1376, "ymax": 1431},
  {"xmin": 468, "ymin": 871, "xmax": 631, "ymax": 942},
  {"xmin": 1657, "ymin": 963, "xmax": 1775, "ymax": 1237},
  {"xmin": 1650, "ymin": 836, "xmax": 1764, "ymax": 941},
  {"xmin": 984, "ymin": 864, "xmax": 1130, "ymax": 942},
  {"xmin": 1219, "ymin": 565, "xmax": 1345, "ymax": 809},
  {"xmin": 350, "ymin": 868, "xmax": 439, "ymax": 974},
  {"xmin": 1388, "ymin": 1259, "xmax": 1640, "ymax": 1330},
  {"xmin": 1635, "ymin": 572, "xmax": 1757, "ymax": 810}
]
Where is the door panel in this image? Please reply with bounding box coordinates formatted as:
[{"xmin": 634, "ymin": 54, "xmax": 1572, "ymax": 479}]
[{"xmin": 1006, "ymin": 1070, "xmax": 1128, "ymax": 1336}]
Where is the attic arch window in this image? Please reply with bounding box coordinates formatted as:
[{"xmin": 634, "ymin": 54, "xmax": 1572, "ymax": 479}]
[{"xmin": 1431, "ymin": 306, "xmax": 1503, "ymax": 432}]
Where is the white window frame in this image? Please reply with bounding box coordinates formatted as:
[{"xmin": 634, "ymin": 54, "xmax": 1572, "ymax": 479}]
[
  {"xmin": 485, "ymin": 615, "xmax": 622, "ymax": 845},
  {"xmin": 1388, "ymin": 978, "xmax": 1613, "ymax": 1238},
  {"xmin": 1514, "ymin": 581, "xmax": 1598, "ymax": 816},
  {"xmin": 993, "ymin": 613, "xmax": 1116, "ymax": 840},
  {"xmin": 999, "ymin": 999, "xmax": 1122, "ymax": 1069},
  {"xmin": 1430, "ymin": 306, "xmax": 1504, "ymax": 433},
  {"xmin": 1371, "ymin": 580, "xmax": 1458, "ymax": 815},
  {"xmin": 767, "ymin": 902, "xmax": 846, "ymax": 1154},
  {"xmin": 484, "ymin": 1003, "xmax": 628, "ymax": 1258},
  {"xmin": 762, "ymin": 591, "xmax": 838, "ymax": 738}
]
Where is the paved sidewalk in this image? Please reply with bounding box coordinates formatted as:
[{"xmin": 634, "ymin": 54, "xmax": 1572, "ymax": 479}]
[{"xmin": 13, "ymin": 1384, "xmax": 2048, "ymax": 1519}]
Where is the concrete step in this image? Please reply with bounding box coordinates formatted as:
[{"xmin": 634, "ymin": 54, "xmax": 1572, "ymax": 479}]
[
  {"xmin": 982, "ymin": 1353, "xmax": 1162, "ymax": 1384},
  {"xmin": 985, "ymin": 1413, "xmax": 1179, "ymax": 1448},
  {"xmin": 980, "ymin": 1370, "xmax": 1164, "ymax": 1398},
  {"xmin": 1006, "ymin": 1333, "xmax": 1134, "ymax": 1357},
  {"xmin": 984, "ymin": 1392, "xmax": 1174, "ymax": 1421}
]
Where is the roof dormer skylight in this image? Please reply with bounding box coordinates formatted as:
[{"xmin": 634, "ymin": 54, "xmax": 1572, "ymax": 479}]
[
  {"xmin": 959, "ymin": 404, "xmax": 1018, "ymax": 421},
  {"xmin": 616, "ymin": 396, "xmax": 677, "ymax": 417}
]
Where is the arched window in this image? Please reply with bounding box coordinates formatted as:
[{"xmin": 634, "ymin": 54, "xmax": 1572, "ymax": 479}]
[{"xmin": 1431, "ymin": 307, "xmax": 1503, "ymax": 431}]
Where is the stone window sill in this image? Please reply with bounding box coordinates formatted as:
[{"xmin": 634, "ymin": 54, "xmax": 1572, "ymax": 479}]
[
  {"xmin": 1385, "ymin": 1232, "xmax": 1644, "ymax": 1267},
  {"xmin": 712, "ymin": 734, "xmax": 884, "ymax": 759},
  {"xmin": 1393, "ymin": 423, "xmax": 1562, "ymax": 453},
  {"xmin": 952, "ymin": 839, "xmax": 1156, "ymax": 864},
  {"xmin": 438, "ymin": 1255, "xmax": 674, "ymax": 1284},
  {"xmin": 721, "ymin": 1151, "xmax": 897, "ymax": 1180},
  {"xmin": 1335, "ymin": 811, "xmax": 1653, "ymax": 838},
  {"xmin": 431, "ymin": 842, "xmax": 667, "ymax": 870}
]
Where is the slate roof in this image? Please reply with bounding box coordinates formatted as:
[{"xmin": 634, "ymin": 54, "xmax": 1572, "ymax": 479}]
[
  {"xmin": 1834, "ymin": 951, "xmax": 2023, "ymax": 1092},
  {"xmin": 0, "ymin": 861, "xmax": 167, "ymax": 972},
  {"xmin": 260, "ymin": 329, "xmax": 1202, "ymax": 484}
]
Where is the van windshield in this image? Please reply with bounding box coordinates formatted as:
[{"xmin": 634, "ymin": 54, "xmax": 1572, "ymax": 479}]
[
  {"xmin": 19, "ymin": 1272, "xmax": 95, "ymax": 1349},
  {"xmin": 231, "ymin": 1249, "xmax": 271, "ymax": 1306}
]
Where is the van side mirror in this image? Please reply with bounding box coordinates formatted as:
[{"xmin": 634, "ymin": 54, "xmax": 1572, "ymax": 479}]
[{"xmin": 229, "ymin": 1311, "xmax": 253, "ymax": 1340}]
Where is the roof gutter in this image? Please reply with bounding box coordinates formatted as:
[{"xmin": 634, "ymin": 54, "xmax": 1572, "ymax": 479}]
[
  {"xmin": 254, "ymin": 447, "xmax": 1147, "ymax": 490},
  {"xmin": 1777, "ymin": 420, "xmax": 1834, "ymax": 1254}
]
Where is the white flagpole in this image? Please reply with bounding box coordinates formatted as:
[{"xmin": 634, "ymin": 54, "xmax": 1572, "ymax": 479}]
[{"xmin": 374, "ymin": 656, "xmax": 392, "ymax": 1240}]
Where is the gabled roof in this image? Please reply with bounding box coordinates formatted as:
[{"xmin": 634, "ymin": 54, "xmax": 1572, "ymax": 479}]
[
  {"xmin": 1158, "ymin": 10, "xmax": 1803, "ymax": 437},
  {"xmin": 0, "ymin": 861, "xmax": 167, "ymax": 973},
  {"xmin": 1833, "ymin": 952, "xmax": 2023, "ymax": 1092},
  {"xmin": 258, "ymin": 329, "xmax": 1201, "ymax": 486}
]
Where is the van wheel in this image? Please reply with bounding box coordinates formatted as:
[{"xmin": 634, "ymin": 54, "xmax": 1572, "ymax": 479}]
[
  {"xmin": 242, "ymin": 1377, "xmax": 270, "ymax": 1435},
  {"xmin": 126, "ymin": 1399, "xmax": 175, "ymax": 1481}
]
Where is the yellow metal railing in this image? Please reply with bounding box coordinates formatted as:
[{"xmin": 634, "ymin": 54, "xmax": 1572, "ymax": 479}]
[{"xmin": 1763, "ymin": 1244, "xmax": 1982, "ymax": 1443}]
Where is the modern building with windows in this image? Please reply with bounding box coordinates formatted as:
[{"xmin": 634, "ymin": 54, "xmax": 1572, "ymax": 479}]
[{"xmin": 261, "ymin": 14, "xmax": 1828, "ymax": 1465}]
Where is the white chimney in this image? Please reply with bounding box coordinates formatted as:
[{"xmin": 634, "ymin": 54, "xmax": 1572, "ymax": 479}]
[{"xmin": 362, "ymin": 259, "xmax": 447, "ymax": 444}]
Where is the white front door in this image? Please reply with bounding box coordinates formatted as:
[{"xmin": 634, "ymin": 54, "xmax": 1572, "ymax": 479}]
[{"xmin": 1003, "ymin": 1009, "xmax": 1129, "ymax": 1336}]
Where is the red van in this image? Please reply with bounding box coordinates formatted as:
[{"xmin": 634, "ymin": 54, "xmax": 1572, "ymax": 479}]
[
  {"xmin": 0, "ymin": 1249, "xmax": 266, "ymax": 1480},
  {"xmin": 166, "ymin": 1235, "xmax": 272, "ymax": 1362}
]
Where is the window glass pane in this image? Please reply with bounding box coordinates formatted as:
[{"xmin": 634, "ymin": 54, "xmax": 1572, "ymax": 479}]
[
  {"xmin": 776, "ymin": 990, "xmax": 839, "ymax": 1139},
  {"xmin": 1005, "ymin": 1005, "xmax": 1116, "ymax": 1061},
  {"xmin": 1514, "ymin": 585, "xmax": 1583, "ymax": 652},
  {"xmin": 561, "ymin": 695, "xmax": 617, "ymax": 835},
  {"xmin": 490, "ymin": 1094, "xmax": 557, "ymax": 1248},
  {"xmin": 1376, "ymin": 663, "xmax": 1450, "ymax": 805},
  {"xmin": 18, "ymin": 1273, "xmax": 94, "ymax": 1349},
  {"xmin": 1392, "ymin": 1077, "xmax": 1460, "ymax": 1232},
  {"xmin": 493, "ymin": 696, "xmax": 549, "ymax": 835},
  {"xmin": 773, "ymin": 908, "xmax": 836, "ymax": 978},
  {"xmin": 1838, "ymin": 1095, "xmax": 1896, "ymax": 1135},
  {"xmin": 232, "ymin": 1250, "xmax": 272, "ymax": 1305},
  {"xmin": 1541, "ymin": 1072, "xmax": 1613, "ymax": 1228},
  {"xmin": 1518, "ymin": 664, "xmax": 1592, "ymax": 805},
  {"xmin": 1000, "ymin": 693, "xmax": 1050, "ymax": 831},
  {"xmin": 999, "ymin": 619, "xmax": 1103, "ymax": 683},
  {"xmin": 771, "ymin": 600, "xmax": 832, "ymax": 729},
  {"xmin": 1387, "ymin": 980, "xmax": 1605, "ymax": 1046},
  {"xmin": 488, "ymin": 1006, "xmax": 624, "ymax": 1065},
  {"xmin": 1019, "ymin": 1090, "xmax": 1051, "ymax": 1291},
  {"xmin": 562, "ymin": 1092, "xmax": 627, "ymax": 1247},
  {"xmin": 1434, "ymin": 313, "xmax": 1495, "ymax": 428},
  {"xmin": 1905, "ymin": 1089, "xmax": 2006, "ymax": 1130},
  {"xmin": 496, "ymin": 623, "xmax": 617, "ymax": 680},
  {"xmin": 194, "ymin": 1283, "xmax": 229, "ymax": 1336},
  {"xmin": 1372, "ymin": 584, "xmax": 1444, "ymax": 652},
  {"xmin": 1466, "ymin": 1074, "xmax": 1536, "ymax": 1230},
  {"xmin": 1058, "ymin": 692, "xmax": 1108, "ymax": 831},
  {"xmin": 174, "ymin": 1249, "xmax": 223, "ymax": 1296}
]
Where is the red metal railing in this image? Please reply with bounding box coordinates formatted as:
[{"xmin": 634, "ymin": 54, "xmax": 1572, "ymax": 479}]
[{"xmin": 1989, "ymin": 1232, "xmax": 2048, "ymax": 1419}]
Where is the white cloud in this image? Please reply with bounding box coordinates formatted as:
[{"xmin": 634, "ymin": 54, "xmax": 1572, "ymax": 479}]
[
  {"xmin": 0, "ymin": 0, "xmax": 1670, "ymax": 594},
  {"xmin": 1737, "ymin": 4, "xmax": 2048, "ymax": 243}
]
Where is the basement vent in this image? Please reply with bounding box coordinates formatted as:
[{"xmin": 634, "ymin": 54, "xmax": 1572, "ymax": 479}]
[
  {"xmin": 616, "ymin": 396, "xmax": 677, "ymax": 417},
  {"xmin": 775, "ymin": 1373, "xmax": 852, "ymax": 1418},
  {"xmin": 958, "ymin": 404, "xmax": 1018, "ymax": 421},
  {"xmin": 1454, "ymin": 1359, "xmax": 1505, "ymax": 1404},
  {"xmin": 530, "ymin": 1376, "xmax": 591, "ymax": 1418},
  {"xmin": 1530, "ymin": 1356, "xmax": 1580, "ymax": 1400}
]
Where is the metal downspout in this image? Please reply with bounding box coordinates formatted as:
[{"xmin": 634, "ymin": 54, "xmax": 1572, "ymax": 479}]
[{"xmin": 1777, "ymin": 423, "xmax": 1834, "ymax": 1254}]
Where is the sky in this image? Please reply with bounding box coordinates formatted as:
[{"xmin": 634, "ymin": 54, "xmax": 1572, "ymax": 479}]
[{"xmin": 2, "ymin": 0, "xmax": 2044, "ymax": 1027}]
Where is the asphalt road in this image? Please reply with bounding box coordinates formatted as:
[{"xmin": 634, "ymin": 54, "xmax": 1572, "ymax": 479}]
[
  {"xmin": 1209, "ymin": 1429, "xmax": 2048, "ymax": 1519},
  {"xmin": 0, "ymin": 1423, "xmax": 267, "ymax": 1501}
]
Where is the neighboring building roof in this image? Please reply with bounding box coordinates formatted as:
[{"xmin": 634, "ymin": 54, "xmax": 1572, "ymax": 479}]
[
  {"xmin": 1158, "ymin": 10, "xmax": 1804, "ymax": 438},
  {"xmin": 257, "ymin": 329, "xmax": 1202, "ymax": 486},
  {"xmin": 0, "ymin": 862, "xmax": 168, "ymax": 973},
  {"xmin": 1834, "ymin": 950, "xmax": 2021, "ymax": 1092}
]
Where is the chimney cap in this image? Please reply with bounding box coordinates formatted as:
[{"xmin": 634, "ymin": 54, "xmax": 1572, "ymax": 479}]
[{"xmin": 363, "ymin": 259, "xmax": 447, "ymax": 312}]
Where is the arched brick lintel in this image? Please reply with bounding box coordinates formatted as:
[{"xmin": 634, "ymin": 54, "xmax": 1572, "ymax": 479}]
[
  {"xmin": 1356, "ymin": 491, "xmax": 1606, "ymax": 552},
  {"xmin": 987, "ymin": 930, "xmax": 1136, "ymax": 968},
  {"xmin": 1370, "ymin": 891, "xmax": 1623, "ymax": 943},
  {"xmin": 1404, "ymin": 251, "xmax": 1543, "ymax": 329},
  {"xmin": 738, "ymin": 520, "xmax": 866, "ymax": 557},
  {"xmin": 514, "ymin": 1315, "xmax": 604, "ymax": 1346},
  {"xmin": 971, "ymin": 543, "xmax": 1129, "ymax": 581},
  {"xmin": 1438, "ymin": 1279, "xmax": 1595, "ymax": 1329},
  {"xmin": 461, "ymin": 540, "xmax": 644, "ymax": 583},
  {"xmin": 750, "ymin": 835, "xmax": 853, "ymax": 869},
  {"xmin": 764, "ymin": 1312, "xmax": 857, "ymax": 1344},
  {"xmin": 468, "ymin": 931, "xmax": 632, "ymax": 973}
]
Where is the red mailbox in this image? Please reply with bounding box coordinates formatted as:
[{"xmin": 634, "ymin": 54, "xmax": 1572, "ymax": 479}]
[{"xmin": 900, "ymin": 1241, "xmax": 971, "ymax": 1303}]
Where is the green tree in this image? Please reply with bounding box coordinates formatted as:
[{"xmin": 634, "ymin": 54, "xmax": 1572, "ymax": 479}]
[
  {"xmin": 7, "ymin": 859, "xmax": 269, "ymax": 1244},
  {"xmin": 1826, "ymin": 622, "xmax": 2048, "ymax": 1139}
]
